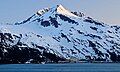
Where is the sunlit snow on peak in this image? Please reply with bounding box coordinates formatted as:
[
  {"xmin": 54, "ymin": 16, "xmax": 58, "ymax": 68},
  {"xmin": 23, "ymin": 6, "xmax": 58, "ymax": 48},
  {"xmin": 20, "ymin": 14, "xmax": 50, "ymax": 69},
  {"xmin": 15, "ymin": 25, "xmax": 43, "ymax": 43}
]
[
  {"xmin": 37, "ymin": 4, "xmax": 78, "ymax": 17},
  {"xmin": 57, "ymin": 5, "xmax": 78, "ymax": 17}
]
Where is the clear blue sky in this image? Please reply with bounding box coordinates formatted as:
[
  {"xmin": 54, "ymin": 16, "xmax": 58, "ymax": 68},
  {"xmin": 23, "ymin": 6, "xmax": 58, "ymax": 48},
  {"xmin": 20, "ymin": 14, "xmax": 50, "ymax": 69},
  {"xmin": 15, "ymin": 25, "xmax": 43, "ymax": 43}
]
[{"xmin": 0, "ymin": 0, "xmax": 120, "ymax": 25}]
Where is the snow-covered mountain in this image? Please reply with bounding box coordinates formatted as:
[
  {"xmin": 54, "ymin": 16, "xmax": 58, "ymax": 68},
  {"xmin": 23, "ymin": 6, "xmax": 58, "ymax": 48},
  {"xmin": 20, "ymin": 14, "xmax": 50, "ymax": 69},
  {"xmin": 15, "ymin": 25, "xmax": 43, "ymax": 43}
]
[{"xmin": 0, "ymin": 5, "xmax": 120, "ymax": 63}]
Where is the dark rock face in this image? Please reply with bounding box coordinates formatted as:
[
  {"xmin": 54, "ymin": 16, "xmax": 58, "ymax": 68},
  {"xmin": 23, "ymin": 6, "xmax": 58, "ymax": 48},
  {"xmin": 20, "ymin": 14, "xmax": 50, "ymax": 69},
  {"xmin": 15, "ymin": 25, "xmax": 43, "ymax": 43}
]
[
  {"xmin": 0, "ymin": 33, "xmax": 65, "ymax": 64},
  {"xmin": 0, "ymin": 46, "xmax": 44, "ymax": 64},
  {"xmin": 71, "ymin": 11, "xmax": 84, "ymax": 17},
  {"xmin": 90, "ymin": 26, "xmax": 98, "ymax": 31},
  {"xmin": 57, "ymin": 14, "xmax": 78, "ymax": 24},
  {"xmin": 61, "ymin": 33, "xmax": 71, "ymax": 42},
  {"xmin": 40, "ymin": 14, "xmax": 78, "ymax": 28},
  {"xmin": 41, "ymin": 21, "xmax": 50, "ymax": 27},
  {"xmin": 49, "ymin": 16, "xmax": 59, "ymax": 28},
  {"xmin": 107, "ymin": 50, "xmax": 120, "ymax": 62},
  {"xmin": 84, "ymin": 17, "xmax": 104, "ymax": 27}
]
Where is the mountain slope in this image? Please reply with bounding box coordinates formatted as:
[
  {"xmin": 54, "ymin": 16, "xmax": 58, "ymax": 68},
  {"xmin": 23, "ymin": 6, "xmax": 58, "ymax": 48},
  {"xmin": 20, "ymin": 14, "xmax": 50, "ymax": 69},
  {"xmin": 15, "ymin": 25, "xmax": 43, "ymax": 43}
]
[{"xmin": 0, "ymin": 5, "xmax": 120, "ymax": 63}]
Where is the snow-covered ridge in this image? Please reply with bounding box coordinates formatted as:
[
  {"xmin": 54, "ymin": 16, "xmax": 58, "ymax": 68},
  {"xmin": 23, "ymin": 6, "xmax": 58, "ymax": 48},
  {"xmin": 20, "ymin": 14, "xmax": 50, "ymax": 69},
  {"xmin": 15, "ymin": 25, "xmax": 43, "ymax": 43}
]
[{"xmin": 37, "ymin": 8, "xmax": 50, "ymax": 15}]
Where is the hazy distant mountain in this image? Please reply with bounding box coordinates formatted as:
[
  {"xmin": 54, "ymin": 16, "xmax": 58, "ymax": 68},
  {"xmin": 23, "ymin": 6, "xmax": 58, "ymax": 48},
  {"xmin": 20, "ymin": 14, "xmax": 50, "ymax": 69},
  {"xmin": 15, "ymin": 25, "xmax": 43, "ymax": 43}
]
[{"xmin": 0, "ymin": 5, "xmax": 120, "ymax": 64}]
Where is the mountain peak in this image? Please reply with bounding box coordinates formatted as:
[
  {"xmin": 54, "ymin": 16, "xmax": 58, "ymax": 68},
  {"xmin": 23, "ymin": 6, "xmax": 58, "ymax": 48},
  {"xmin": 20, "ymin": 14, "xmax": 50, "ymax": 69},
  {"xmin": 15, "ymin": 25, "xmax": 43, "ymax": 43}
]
[
  {"xmin": 56, "ymin": 4, "xmax": 78, "ymax": 17},
  {"xmin": 1, "ymin": 4, "xmax": 120, "ymax": 64},
  {"xmin": 56, "ymin": 4, "xmax": 65, "ymax": 10},
  {"xmin": 37, "ymin": 5, "xmax": 78, "ymax": 17}
]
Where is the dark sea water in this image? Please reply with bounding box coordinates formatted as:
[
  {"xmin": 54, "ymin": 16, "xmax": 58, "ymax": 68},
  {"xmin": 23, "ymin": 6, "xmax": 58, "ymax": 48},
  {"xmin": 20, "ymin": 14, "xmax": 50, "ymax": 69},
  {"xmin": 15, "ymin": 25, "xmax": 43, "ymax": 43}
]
[{"xmin": 0, "ymin": 63, "xmax": 120, "ymax": 72}]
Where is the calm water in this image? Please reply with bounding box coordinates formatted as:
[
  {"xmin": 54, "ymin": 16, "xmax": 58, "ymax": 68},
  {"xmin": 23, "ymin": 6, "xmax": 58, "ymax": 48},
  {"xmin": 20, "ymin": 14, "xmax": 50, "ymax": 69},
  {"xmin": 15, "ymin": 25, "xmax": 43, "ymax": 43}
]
[{"xmin": 0, "ymin": 63, "xmax": 120, "ymax": 72}]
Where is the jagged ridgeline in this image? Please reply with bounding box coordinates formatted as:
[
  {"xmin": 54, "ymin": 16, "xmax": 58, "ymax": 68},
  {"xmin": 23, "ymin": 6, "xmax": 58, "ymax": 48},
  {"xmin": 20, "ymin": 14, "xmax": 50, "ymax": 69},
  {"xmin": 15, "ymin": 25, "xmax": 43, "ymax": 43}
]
[{"xmin": 0, "ymin": 5, "xmax": 120, "ymax": 64}]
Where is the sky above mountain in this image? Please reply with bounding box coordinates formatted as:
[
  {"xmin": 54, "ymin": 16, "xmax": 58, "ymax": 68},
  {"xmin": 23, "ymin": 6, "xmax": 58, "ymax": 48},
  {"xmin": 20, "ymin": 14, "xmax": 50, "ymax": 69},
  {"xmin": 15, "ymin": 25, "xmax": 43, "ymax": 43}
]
[{"xmin": 0, "ymin": 0, "xmax": 120, "ymax": 25}]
